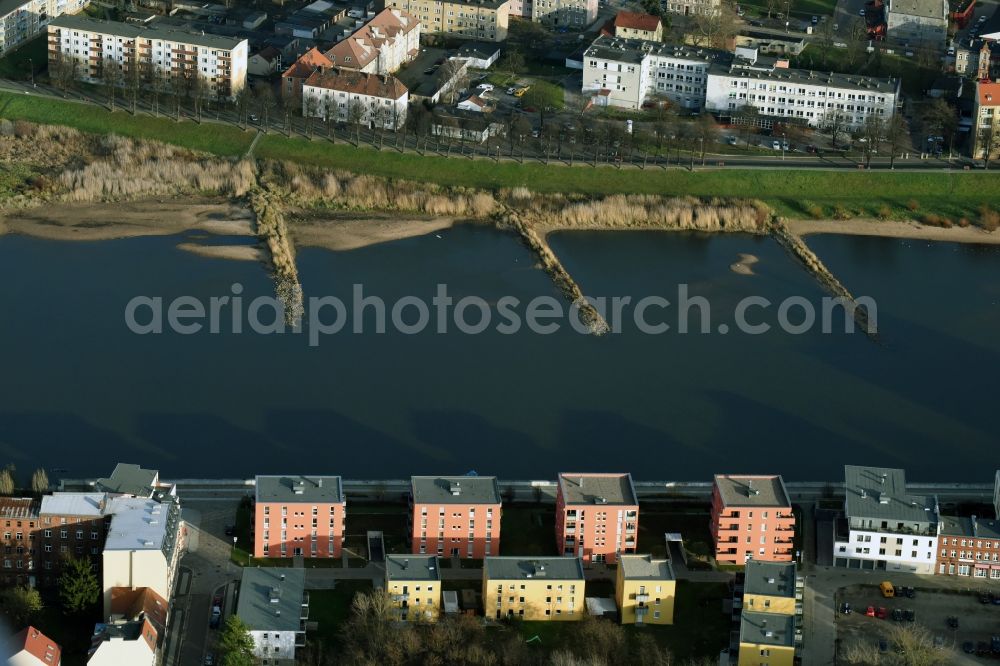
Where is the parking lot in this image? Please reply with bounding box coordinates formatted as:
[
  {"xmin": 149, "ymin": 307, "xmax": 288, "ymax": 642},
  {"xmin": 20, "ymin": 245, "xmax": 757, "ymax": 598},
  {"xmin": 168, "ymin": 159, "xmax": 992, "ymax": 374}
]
[{"xmin": 836, "ymin": 584, "xmax": 1000, "ymax": 664}]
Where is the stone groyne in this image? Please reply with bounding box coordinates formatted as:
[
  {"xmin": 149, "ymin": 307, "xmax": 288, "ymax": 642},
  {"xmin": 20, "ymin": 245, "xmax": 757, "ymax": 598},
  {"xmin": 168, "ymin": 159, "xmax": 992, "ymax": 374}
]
[
  {"xmin": 497, "ymin": 208, "xmax": 610, "ymax": 336},
  {"xmin": 249, "ymin": 187, "xmax": 304, "ymax": 326},
  {"xmin": 770, "ymin": 218, "xmax": 877, "ymax": 340}
]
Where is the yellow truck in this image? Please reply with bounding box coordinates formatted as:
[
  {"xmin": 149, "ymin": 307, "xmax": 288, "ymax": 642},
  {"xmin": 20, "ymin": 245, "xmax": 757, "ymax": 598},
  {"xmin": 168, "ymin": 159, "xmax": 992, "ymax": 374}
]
[{"xmin": 513, "ymin": 86, "xmax": 531, "ymax": 98}]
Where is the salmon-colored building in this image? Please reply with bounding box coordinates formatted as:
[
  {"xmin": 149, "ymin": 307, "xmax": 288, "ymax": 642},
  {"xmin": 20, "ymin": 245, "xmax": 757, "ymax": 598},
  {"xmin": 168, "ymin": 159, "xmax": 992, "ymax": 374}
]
[
  {"xmin": 711, "ymin": 475, "xmax": 795, "ymax": 565},
  {"xmin": 254, "ymin": 475, "xmax": 345, "ymax": 559},
  {"xmin": 555, "ymin": 473, "xmax": 638, "ymax": 564},
  {"xmin": 410, "ymin": 476, "xmax": 501, "ymax": 558}
]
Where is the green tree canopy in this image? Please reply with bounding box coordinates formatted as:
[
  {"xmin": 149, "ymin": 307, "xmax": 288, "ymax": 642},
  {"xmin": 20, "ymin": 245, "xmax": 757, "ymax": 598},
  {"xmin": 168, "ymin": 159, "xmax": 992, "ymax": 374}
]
[
  {"xmin": 1, "ymin": 586, "xmax": 43, "ymax": 626},
  {"xmin": 59, "ymin": 556, "xmax": 100, "ymax": 614},
  {"xmin": 219, "ymin": 615, "xmax": 256, "ymax": 666}
]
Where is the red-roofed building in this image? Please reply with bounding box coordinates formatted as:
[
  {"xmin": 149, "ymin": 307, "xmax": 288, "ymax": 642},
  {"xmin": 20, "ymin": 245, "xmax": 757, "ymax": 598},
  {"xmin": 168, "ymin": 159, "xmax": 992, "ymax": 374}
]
[
  {"xmin": 972, "ymin": 80, "xmax": 1000, "ymax": 159},
  {"xmin": 5, "ymin": 626, "xmax": 61, "ymax": 666},
  {"xmin": 325, "ymin": 8, "xmax": 420, "ymax": 74},
  {"xmin": 613, "ymin": 10, "xmax": 663, "ymax": 40},
  {"xmin": 302, "ymin": 68, "xmax": 409, "ymax": 128},
  {"xmin": 282, "ymin": 47, "xmax": 334, "ymax": 99}
]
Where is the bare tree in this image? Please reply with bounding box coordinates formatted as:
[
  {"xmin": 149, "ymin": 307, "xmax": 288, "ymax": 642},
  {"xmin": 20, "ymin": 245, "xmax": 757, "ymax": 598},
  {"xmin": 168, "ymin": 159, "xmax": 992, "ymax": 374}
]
[
  {"xmin": 255, "ymin": 84, "xmax": 275, "ymax": 133},
  {"xmin": 438, "ymin": 59, "xmax": 469, "ymax": 105},
  {"xmin": 692, "ymin": 3, "xmax": 739, "ymax": 48},
  {"xmin": 50, "ymin": 52, "xmax": 78, "ymax": 98},
  {"xmin": 100, "ymin": 56, "xmax": 122, "ymax": 112},
  {"xmin": 885, "ymin": 114, "xmax": 909, "ymax": 168},
  {"xmin": 235, "ymin": 88, "xmax": 251, "ymax": 129},
  {"xmin": 824, "ymin": 107, "xmax": 848, "ymax": 148},
  {"xmin": 123, "ymin": 43, "xmax": 142, "ymax": 114},
  {"xmin": 978, "ymin": 120, "xmax": 999, "ymax": 169},
  {"xmin": 347, "ymin": 99, "xmax": 365, "ymax": 145},
  {"xmin": 860, "ymin": 115, "xmax": 885, "ymax": 167}
]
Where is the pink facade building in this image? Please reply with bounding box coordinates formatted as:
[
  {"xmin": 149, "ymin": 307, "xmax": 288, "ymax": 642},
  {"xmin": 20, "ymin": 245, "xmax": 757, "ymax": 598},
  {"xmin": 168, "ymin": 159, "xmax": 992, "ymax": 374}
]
[
  {"xmin": 711, "ymin": 475, "xmax": 795, "ymax": 565},
  {"xmin": 555, "ymin": 473, "xmax": 638, "ymax": 564},
  {"xmin": 254, "ymin": 475, "xmax": 345, "ymax": 559},
  {"xmin": 410, "ymin": 476, "xmax": 501, "ymax": 558}
]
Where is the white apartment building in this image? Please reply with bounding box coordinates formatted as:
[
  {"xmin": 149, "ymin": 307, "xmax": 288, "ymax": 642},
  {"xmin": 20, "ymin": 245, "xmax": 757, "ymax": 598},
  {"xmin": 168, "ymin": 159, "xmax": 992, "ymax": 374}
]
[
  {"xmin": 47, "ymin": 15, "xmax": 247, "ymax": 99},
  {"xmin": 704, "ymin": 48, "xmax": 899, "ymax": 129},
  {"xmin": 886, "ymin": 0, "xmax": 947, "ymax": 48},
  {"xmin": 102, "ymin": 495, "xmax": 183, "ymax": 616},
  {"xmin": 0, "ymin": 0, "xmax": 88, "ymax": 55},
  {"xmin": 302, "ymin": 68, "xmax": 408, "ymax": 128},
  {"xmin": 237, "ymin": 568, "xmax": 308, "ymax": 665},
  {"xmin": 833, "ymin": 465, "xmax": 940, "ymax": 574},
  {"xmin": 582, "ymin": 35, "xmax": 725, "ymax": 110},
  {"xmin": 325, "ymin": 8, "xmax": 420, "ymax": 75},
  {"xmin": 529, "ymin": 0, "xmax": 597, "ymax": 28},
  {"xmin": 663, "ymin": 0, "xmax": 720, "ymax": 16}
]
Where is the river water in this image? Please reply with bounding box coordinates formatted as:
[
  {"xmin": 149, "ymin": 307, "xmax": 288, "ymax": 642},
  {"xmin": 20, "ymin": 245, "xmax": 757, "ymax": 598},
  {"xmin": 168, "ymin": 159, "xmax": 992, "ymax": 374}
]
[{"xmin": 0, "ymin": 227, "xmax": 996, "ymax": 481}]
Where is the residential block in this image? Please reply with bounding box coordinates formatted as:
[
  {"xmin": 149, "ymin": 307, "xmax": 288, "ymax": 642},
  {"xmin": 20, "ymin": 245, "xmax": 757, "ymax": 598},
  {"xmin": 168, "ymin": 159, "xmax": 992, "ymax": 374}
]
[
  {"xmin": 936, "ymin": 514, "xmax": 1000, "ymax": 579},
  {"xmin": 612, "ymin": 11, "xmax": 662, "ymax": 41},
  {"xmin": 236, "ymin": 568, "xmax": 308, "ymax": 663},
  {"xmin": 735, "ymin": 560, "xmax": 802, "ymax": 665},
  {"xmin": 555, "ymin": 473, "xmax": 638, "ymax": 563},
  {"xmin": 254, "ymin": 475, "xmax": 345, "ymax": 559},
  {"xmin": 0, "ymin": 0, "xmax": 88, "ymax": 55},
  {"xmin": 409, "ymin": 475, "xmax": 501, "ymax": 558},
  {"xmin": 483, "ymin": 556, "xmax": 585, "ymax": 620},
  {"xmin": 711, "ymin": 474, "xmax": 795, "ymax": 565},
  {"xmin": 386, "ymin": 554, "xmax": 441, "ymax": 621},
  {"xmin": 4, "ymin": 626, "xmax": 61, "ymax": 666},
  {"xmin": 47, "ymin": 15, "xmax": 248, "ymax": 100},
  {"xmin": 301, "ymin": 68, "xmax": 408, "ymax": 128},
  {"xmin": 834, "ymin": 465, "xmax": 939, "ymax": 574},
  {"xmin": 615, "ymin": 554, "xmax": 676, "ymax": 625},
  {"xmin": 383, "ymin": 0, "xmax": 509, "ymax": 42}
]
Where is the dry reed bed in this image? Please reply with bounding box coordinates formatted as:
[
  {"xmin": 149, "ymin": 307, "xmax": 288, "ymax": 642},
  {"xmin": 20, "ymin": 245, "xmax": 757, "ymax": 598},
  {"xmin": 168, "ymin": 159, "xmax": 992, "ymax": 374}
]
[{"xmin": 250, "ymin": 187, "xmax": 304, "ymax": 325}]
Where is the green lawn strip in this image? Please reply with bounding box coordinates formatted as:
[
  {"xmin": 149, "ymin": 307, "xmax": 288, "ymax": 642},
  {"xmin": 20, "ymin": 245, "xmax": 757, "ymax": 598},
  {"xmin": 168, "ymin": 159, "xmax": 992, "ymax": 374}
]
[
  {"xmin": 636, "ymin": 507, "xmax": 715, "ymax": 560},
  {"xmin": 501, "ymin": 504, "xmax": 558, "ymax": 556},
  {"xmin": 0, "ymin": 91, "xmax": 254, "ymax": 156}
]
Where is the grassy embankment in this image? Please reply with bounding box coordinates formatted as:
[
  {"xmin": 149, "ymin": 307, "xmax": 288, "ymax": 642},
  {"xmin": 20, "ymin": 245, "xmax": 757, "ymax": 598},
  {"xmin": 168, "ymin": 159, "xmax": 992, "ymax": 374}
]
[{"xmin": 2, "ymin": 91, "xmax": 998, "ymax": 221}]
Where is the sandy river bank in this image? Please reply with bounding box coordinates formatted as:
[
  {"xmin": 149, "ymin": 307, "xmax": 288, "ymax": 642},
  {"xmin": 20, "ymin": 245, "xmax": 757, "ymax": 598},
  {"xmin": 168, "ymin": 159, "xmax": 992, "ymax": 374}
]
[{"xmin": 787, "ymin": 218, "xmax": 1000, "ymax": 245}]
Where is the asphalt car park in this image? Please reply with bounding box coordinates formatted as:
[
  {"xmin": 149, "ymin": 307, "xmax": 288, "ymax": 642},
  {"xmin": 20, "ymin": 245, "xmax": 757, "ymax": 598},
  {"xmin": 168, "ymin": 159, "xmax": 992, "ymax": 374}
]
[{"xmin": 836, "ymin": 585, "xmax": 1000, "ymax": 664}]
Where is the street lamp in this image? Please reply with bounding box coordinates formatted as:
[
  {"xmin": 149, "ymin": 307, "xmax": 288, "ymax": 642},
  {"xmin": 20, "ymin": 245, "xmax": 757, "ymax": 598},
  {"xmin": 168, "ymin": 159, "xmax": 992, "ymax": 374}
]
[
  {"xmin": 781, "ymin": 132, "xmax": 787, "ymax": 161},
  {"xmin": 26, "ymin": 57, "xmax": 34, "ymax": 87},
  {"xmin": 700, "ymin": 136, "xmax": 705, "ymax": 166}
]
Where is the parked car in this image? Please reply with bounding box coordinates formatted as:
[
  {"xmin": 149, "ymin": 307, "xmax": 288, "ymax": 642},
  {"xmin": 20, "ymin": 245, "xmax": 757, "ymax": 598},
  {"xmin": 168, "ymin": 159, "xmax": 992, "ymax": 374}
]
[
  {"xmin": 781, "ymin": 141, "xmax": 790, "ymax": 151},
  {"xmin": 903, "ymin": 609, "xmax": 915, "ymax": 622},
  {"xmin": 514, "ymin": 86, "xmax": 531, "ymax": 98},
  {"xmin": 204, "ymin": 653, "xmax": 215, "ymax": 666},
  {"xmin": 726, "ymin": 136, "xmax": 738, "ymax": 145},
  {"xmin": 506, "ymin": 87, "xmax": 517, "ymax": 95},
  {"xmin": 881, "ymin": 582, "xmax": 896, "ymax": 598},
  {"xmin": 811, "ymin": 14, "xmax": 818, "ymax": 23},
  {"xmin": 865, "ymin": 605, "xmax": 876, "ymax": 617},
  {"xmin": 839, "ymin": 602, "xmax": 852, "ymax": 615},
  {"xmin": 902, "ymin": 586, "xmax": 915, "ymax": 599},
  {"xmin": 477, "ymin": 83, "xmax": 495, "ymax": 92},
  {"xmin": 946, "ymin": 616, "xmax": 959, "ymax": 629},
  {"xmin": 963, "ymin": 640, "xmax": 975, "ymax": 654},
  {"xmin": 992, "ymin": 636, "xmax": 1000, "ymax": 655},
  {"xmin": 891, "ymin": 608, "xmax": 904, "ymax": 622},
  {"xmin": 772, "ymin": 140, "xmax": 782, "ymax": 150},
  {"xmin": 992, "ymin": 593, "xmax": 1000, "ymax": 605},
  {"xmin": 209, "ymin": 605, "xmax": 222, "ymax": 629},
  {"xmin": 876, "ymin": 607, "xmax": 888, "ymax": 620},
  {"xmin": 933, "ymin": 635, "xmax": 944, "ymax": 649},
  {"xmin": 859, "ymin": 7, "xmax": 865, "ymax": 15}
]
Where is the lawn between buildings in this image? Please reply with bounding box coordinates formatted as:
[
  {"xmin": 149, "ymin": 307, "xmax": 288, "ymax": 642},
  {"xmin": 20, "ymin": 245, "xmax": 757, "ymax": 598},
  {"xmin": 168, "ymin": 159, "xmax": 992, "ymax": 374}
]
[{"xmin": 4, "ymin": 91, "xmax": 995, "ymax": 222}]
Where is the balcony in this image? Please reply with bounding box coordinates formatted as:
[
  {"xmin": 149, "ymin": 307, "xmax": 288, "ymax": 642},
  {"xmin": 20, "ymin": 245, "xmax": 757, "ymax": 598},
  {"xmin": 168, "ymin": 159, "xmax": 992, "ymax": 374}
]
[
  {"xmin": 634, "ymin": 593, "xmax": 649, "ymax": 603},
  {"xmin": 392, "ymin": 593, "xmax": 409, "ymax": 602},
  {"xmin": 635, "ymin": 605, "xmax": 649, "ymax": 617}
]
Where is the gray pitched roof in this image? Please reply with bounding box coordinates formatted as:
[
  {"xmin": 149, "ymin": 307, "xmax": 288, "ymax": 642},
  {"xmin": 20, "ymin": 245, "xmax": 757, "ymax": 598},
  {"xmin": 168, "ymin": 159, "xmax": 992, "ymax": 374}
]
[
  {"xmin": 386, "ymin": 555, "xmax": 441, "ymax": 582},
  {"xmin": 844, "ymin": 465, "xmax": 936, "ymax": 522},
  {"xmin": 483, "ymin": 557, "xmax": 585, "ymax": 581},
  {"xmin": 619, "ymin": 554, "xmax": 675, "ymax": 581},
  {"xmin": 939, "ymin": 515, "xmax": 1000, "ymax": 539},
  {"xmin": 48, "ymin": 15, "xmax": 248, "ymax": 50},
  {"xmin": 558, "ymin": 473, "xmax": 637, "ymax": 506},
  {"xmin": 410, "ymin": 476, "xmax": 501, "ymax": 505},
  {"xmin": 715, "ymin": 475, "xmax": 791, "ymax": 508},
  {"xmin": 255, "ymin": 475, "xmax": 344, "ymax": 503},
  {"xmin": 743, "ymin": 560, "xmax": 797, "ymax": 598},
  {"xmin": 888, "ymin": 0, "xmax": 947, "ymax": 20},
  {"xmin": 237, "ymin": 568, "xmax": 306, "ymax": 633},
  {"xmin": 96, "ymin": 463, "xmax": 158, "ymax": 497},
  {"xmin": 740, "ymin": 611, "xmax": 795, "ymax": 647}
]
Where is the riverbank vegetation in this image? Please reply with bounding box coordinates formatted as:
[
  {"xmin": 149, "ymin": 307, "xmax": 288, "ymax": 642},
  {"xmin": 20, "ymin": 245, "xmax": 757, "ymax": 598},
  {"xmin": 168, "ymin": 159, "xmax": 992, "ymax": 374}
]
[{"xmin": 2, "ymin": 92, "xmax": 998, "ymax": 220}]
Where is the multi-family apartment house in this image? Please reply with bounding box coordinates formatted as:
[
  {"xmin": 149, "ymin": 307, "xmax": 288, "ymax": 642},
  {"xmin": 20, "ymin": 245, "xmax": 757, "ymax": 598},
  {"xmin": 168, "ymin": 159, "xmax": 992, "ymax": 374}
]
[
  {"xmin": 935, "ymin": 515, "xmax": 1000, "ymax": 580},
  {"xmin": 555, "ymin": 473, "xmax": 638, "ymax": 564},
  {"xmin": 886, "ymin": 0, "xmax": 947, "ymax": 48},
  {"xmin": 383, "ymin": 0, "xmax": 510, "ymax": 42},
  {"xmin": 615, "ymin": 554, "xmax": 676, "ymax": 625},
  {"xmin": 0, "ymin": 498, "xmax": 39, "ymax": 588},
  {"xmin": 4, "ymin": 626, "xmax": 61, "ymax": 666},
  {"xmin": 582, "ymin": 35, "xmax": 725, "ymax": 110},
  {"xmin": 301, "ymin": 68, "xmax": 408, "ymax": 128},
  {"xmin": 705, "ymin": 48, "xmax": 900, "ymax": 129},
  {"xmin": 47, "ymin": 15, "xmax": 248, "ymax": 99},
  {"xmin": 409, "ymin": 476, "xmax": 501, "ymax": 558},
  {"xmin": 528, "ymin": 0, "xmax": 597, "ymax": 28},
  {"xmin": 972, "ymin": 80, "xmax": 1000, "ymax": 160},
  {"xmin": 735, "ymin": 560, "xmax": 802, "ymax": 666},
  {"xmin": 833, "ymin": 465, "xmax": 940, "ymax": 574},
  {"xmin": 281, "ymin": 46, "xmax": 332, "ymax": 100},
  {"xmin": 386, "ymin": 554, "xmax": 442, "ymax": 621},
  {"xmin": 94, "ymin": 463, "xmax": 160, "ymax": 497},
  {"xmin": 35, "ymin": 492, "xmax": 108, "ymax": 587},
  {"xmin": 325, "ymin": 8, "xmax": 420, "ymax": 75},
  {"xmin": 236, "ymin": 568, "xmax": 308, "ymax": 664},
  {"xmin": 254, "ymin": 475, "xmax": 345, "ymax": 559},
  {"xmin": 101, "ymin": 495, "xmax": 183, "ymax": 616},
  {"xmin": 483, "ymin": 557, "xmax": 585, "ymax": 621},
  {"xmin": 711, "ymin": 474, "xmax": 795, "ymax": 565},
  {"xmin": 0, "ymin": 0, "xmax": 89, "ymax": 55}
]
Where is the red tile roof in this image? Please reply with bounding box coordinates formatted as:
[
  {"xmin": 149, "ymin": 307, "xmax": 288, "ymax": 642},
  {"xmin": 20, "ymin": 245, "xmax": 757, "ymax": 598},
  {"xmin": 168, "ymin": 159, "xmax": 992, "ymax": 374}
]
[
  {"xmin": 7, "ymin": 626, "xmax": 61, "ymax": 666},
  {"xmin": 325, "ymin": 8, "xmax": 418, "ymax": 70},
  {"xmin": 979, "ymin": 81, "xmax": 1000, "ymax": 106},
  {"xmin": 614, "ymin": 10, "xmax": 661, "ymax": 33},
  {"xmin": 282, "ymin": 47, "xmax": 333, "ymax": 80},
  {"xmin": 304, "ymin": 68, "xmax": 408, "ymax": 99},
  {"xmin": 110, "ymin": 586, "xmax": 169, "ymax": 641}
]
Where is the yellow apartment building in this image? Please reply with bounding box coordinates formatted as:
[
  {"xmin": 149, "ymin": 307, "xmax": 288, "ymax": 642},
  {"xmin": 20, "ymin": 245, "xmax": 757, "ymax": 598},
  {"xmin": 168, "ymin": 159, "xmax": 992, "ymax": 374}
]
[
  {"xmin": 386, "ymin": 554, "xmax": 442, "ymax": 621},
  {"xmin": 383, "ymin": 0, "xmax": 510, "ymax": 41},
  {"xmin": 615, "ymin": 554, "xmax": 676, "ymax": 625},
  {"xmin": 738, "ymin": 611, "xmax": 796, "ymax": 666},
  {"xmin": 483, "ymin": 557, "xmax": 585, "ymax": 621},
  {"xmin": 742, "ymin": 560, "xmax": 798, "ymax": 616}
]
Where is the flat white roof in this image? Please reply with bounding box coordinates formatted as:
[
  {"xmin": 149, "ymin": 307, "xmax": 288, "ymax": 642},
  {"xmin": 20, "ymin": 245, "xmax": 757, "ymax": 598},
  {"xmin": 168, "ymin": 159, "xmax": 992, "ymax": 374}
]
[
  {"xmin": 104, "ymin": 498, "xmax": 169, "ymax": 551},
  {"xmin": 39, "ymin": 492, "xmax": 106, "ymax": 517}
]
